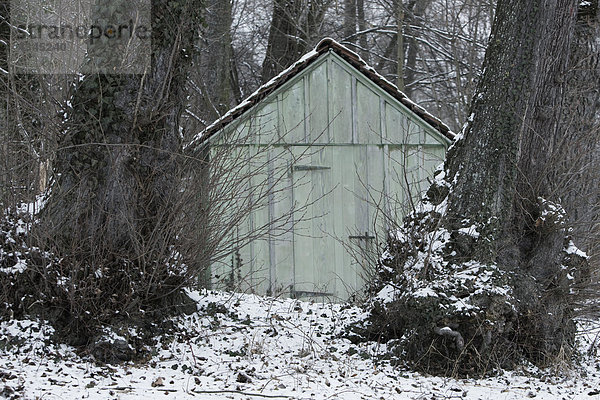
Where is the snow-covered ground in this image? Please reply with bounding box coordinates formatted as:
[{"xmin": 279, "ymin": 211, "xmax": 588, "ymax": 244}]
[{"xmin": 1, "ymin": 290, "xmax": 600, "ymax": 399}]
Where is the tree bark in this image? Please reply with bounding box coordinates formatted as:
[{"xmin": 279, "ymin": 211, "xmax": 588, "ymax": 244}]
[
  {"xmin": 0, "ymin": 0, "xmax": 10, "ymax": 205},
  {"xmin": 396, "ymin": 0, "xmax": 405, "ymax": 91},
  {"xmin": 356, "ymin": 0, "xmax": 369, "ymax": 62},
  {"xmin": 39, "ymin": 0, "xmax": 203, "ymax": 335},
  {"xmin": 445, "ymin": 0, "xmax": 577, "ymax": 254},
  {"xmin": 367, "ymin": 0, "xmax": 595, "ymax": 374},
  {"xmin": 552, "ymin": 2, "xmax": 600, "ymax": 254},
  {"xmin": 192, "ymin": 0, "xmax": 236, "ymax": 127},
  {"xmin": 261, "ymin": 0, "xmax": 329, "ymax": 82},
  {"xmin": 261, "ymin": 0, "xmax": 306, "ymax": 82},
  {"xmin": 343, "ymin": 0, "xmax": 357, "ymax": 44},
  {"xmin": 403, "ymin": 0, "xmax": 431, "ymax": 97},
  {"xmin": 443, "ymin": 0, "xmax": 591, "ymax": 364}
]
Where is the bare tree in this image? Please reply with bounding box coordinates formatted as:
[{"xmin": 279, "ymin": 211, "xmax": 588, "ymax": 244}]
[
  {"xmin": 0, "ymin": 2, "xmax": 68, "ymax": 209},
  {"xmin": 224, "ymin": 0, "xmax": 494, "ymax": 132},
  {"xmin": 340, "ymin": 0, "xmax": 494, "ymax": 130}
]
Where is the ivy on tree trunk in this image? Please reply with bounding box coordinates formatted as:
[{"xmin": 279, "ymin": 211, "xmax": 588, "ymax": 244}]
[{"xmin": 38, "ymin": 0, "xmax": 203, "ymax": 343}]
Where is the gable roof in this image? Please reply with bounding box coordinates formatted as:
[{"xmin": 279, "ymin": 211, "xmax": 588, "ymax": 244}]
[{"xmin": 188, "ymin": 38, "xmax": 454, "ymax": 149}]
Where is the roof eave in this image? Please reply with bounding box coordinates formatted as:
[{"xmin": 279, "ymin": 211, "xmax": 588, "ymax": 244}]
[{"xmin": 188, "ymin": 38, "xmax": 454, "ymax": 150}]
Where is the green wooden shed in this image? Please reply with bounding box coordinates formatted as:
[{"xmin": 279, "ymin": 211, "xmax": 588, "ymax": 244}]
[{"xmin": 190, "ymin": 38, "xmax": 454, "ymax": 301}]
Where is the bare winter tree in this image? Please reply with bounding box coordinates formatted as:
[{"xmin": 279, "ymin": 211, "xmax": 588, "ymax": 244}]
[
  {"xmin": 362, "ymin": 0, "xmax": 598, "ymax": 374},
  {"xmin": 2, "ymin": 0, "xmax": 328, "ymax": 358},
  {"xmin": 0, "ymin": 3, "xmax": 12, "ymax": 207},
  {"xmin": 0, "ymin": 2, "xmax": 66, "ymax": 208},
  {"xmin": 391, "ymin": 0, "xmax": 494, "ymax": 129},
  {"xmin": 342, "ymin": 0, "xmax": 368, "ymax": 61},
  {"xmin": 224, "ymin": 0, "xmax": 494, "ymax": 131}
]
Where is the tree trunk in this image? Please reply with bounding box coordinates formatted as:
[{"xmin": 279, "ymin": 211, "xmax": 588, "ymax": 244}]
[
  {"xmin": 553, "ymin": 2, "xmax": 600, "ymax": 255},
  {"xmin": 356, "ymin": 0, "xmax": 369, "ymax": 62},
  {"xmin": 403, "ymin": 0, "xmax": 431, "ymax": 97},
  {"xmin": 0, "ymin": 0, "xmax": 10, "ymax": 206},
  {"xmin": 445, "ymin": 0, "xmax": 577, "ymax": 252},
  {"xmin": 304, "ymin": 0, "xmax": 329, "ymax": 50},
  {"xmin": 396, "ymin": 0, "xmax": 405, "ymax": 91},
  {"xmin": 39, "ymin": 0, "xmax": 203, "ymax": 338},
  {"xmin": 261, "ymin": 0, "xmax": 306, "ymax": 82},
  {"xmin": 366, "ymin": 0, "xmax": 595, "ymax": 374},
  {"xmin": 343, "ymin": 0, "xmax": 357, "ymax": 44},
  {"xmin": 192, "ymin": 0, "xmax": 236, "ymax": 128},
  {"xmin": 261, "ymin": 0, "xmax": 328, "ymax": 82}
]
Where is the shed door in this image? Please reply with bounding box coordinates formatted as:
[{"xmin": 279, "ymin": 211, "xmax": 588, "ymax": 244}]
[
  {"xmin": 290, "ymin": 149, "xmax": 336, "ymax": 300},
  {"xmin": 334, "ymin": 145, "xmax": 376, "ymax": 300},
  {"xmin": 288, "ymin": 145, "xmax": 383, "ymax": 301}
]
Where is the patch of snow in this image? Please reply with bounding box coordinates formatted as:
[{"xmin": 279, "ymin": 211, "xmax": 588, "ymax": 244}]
[
  {"xmin": 538, "ymin": 197, "xmax": 567, "ymax": 227},
  {"xmin": 16, "ymin": 195, "xmax": 47, "ymax": 216},
  {"xmin": 0, "ymin": 258, "xmax": 27, "ymax": 274},
  {"xmin": 376, "ymin": 284, "xmax": 398, "ymax": 303},
  {"xmin": 1, "ymin": 290, "xmax": 599, "ymax": 400},
  {"xmin": 380, "ymin": 249, "xmax": 393, "ymax": 263},
  {"xmin": 458, "ymin": 224, "xmax": 480, "ymax": 238},
  {"xmin": 413, "ymin": 287, "xmax": 438, "ymax": 298},
  {"xmin": 566, "ymin": 240, "xmax": 588, "ymax": 258}
]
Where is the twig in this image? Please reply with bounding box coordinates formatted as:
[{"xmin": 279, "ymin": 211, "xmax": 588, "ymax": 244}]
[
  {"xmin": 191, "ymin": 388, "xmax": 292, "ymax": 398},
  {"xmin": 103, "ymin": 386, "xmax": 295, "ymax": 398},
  {"xmin": 100, "ymin": 386, "xmax": 177, "ymax": 392},
  {"xmin": 188, "ymin": 338, "xmax": 198, "ymax": 368}
]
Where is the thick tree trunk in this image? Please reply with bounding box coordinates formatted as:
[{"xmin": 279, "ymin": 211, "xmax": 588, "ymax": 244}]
[
  {"xmin": 553, "ymin": 2, "xmax": 600, "ymax": 254},
  {"xmin": 39, "ymin": 0, "xmax": 202, "ymax": 337},
  {"xmin": 445, "ymin": 1, "xmax": 576, "ymax": 236},
  {"xmin": 366, "ymin": 0, "xmax": 595, "ymax": 374},
  {"xmin": 444, "ymin": 0, "xmax": 593, "ymax": 364}
]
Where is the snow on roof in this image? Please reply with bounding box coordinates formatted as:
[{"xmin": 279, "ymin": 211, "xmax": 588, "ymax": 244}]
[{"xmin": 187, "ymin": 38, "xmax": 455, "ymax": 150}]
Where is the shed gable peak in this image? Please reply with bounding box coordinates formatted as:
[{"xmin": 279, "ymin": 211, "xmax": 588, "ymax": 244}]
[{"xmin": 188, "ymin": 38, "xmax": 453, "ymax": 150}]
